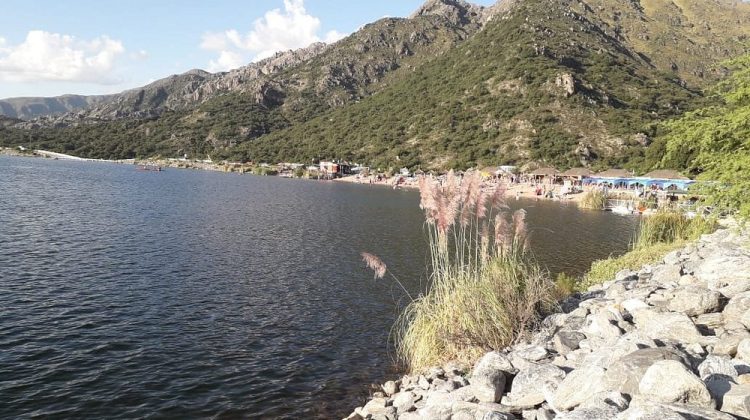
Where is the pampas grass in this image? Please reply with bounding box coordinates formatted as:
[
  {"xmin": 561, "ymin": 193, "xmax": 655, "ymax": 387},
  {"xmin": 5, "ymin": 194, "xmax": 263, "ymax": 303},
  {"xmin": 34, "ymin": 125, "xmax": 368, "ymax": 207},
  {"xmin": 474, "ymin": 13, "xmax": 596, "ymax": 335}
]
[{"xmin": 366, "ymin": 170, "xmax": 555, "ymax": 372}]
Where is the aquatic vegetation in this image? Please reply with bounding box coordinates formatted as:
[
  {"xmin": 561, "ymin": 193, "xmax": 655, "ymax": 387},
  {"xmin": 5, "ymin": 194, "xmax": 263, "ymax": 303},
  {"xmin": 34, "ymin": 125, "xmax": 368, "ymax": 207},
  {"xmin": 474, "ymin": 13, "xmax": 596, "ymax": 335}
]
[
  {"xmin": 634, "ymin": 211, "xmax": 717, "ymax": 249},
  {"xmin": 579, "ymin": 189, "xmax": 608, "ymax": 210},
  {"xmin": 363, "ymin": 170, "xmax": 555, "ymax": 372}
]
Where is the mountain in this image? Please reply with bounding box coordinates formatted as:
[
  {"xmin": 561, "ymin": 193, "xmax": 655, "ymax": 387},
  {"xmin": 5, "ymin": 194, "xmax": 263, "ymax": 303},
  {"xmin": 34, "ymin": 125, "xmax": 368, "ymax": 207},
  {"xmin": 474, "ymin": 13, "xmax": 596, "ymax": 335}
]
[
  {"xmin": 0, "ymin": 94, "xmax": 115, "ymax": 120},
  {"xmin": 2, "ymin": 0, "xmax": 749, "ymax": 170}
]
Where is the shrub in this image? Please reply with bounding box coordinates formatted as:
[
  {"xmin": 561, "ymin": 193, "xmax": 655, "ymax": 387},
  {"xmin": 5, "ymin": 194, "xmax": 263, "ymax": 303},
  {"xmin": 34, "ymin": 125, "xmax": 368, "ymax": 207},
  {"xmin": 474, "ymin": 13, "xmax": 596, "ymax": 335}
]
[{"xmin": 362, "ymin": 171, "xmax": 556, "ymax": 372}]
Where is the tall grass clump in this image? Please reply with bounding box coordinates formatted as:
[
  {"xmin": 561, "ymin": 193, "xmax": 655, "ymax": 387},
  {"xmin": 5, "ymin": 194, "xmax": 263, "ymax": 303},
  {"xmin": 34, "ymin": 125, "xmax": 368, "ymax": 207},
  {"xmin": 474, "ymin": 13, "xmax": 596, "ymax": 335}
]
[
  {"xmin": 634, "ymin": 210, "xmax": 717, "ymax": 249},
  {"xmin": 363, "ymin": 171, "xmax": 555, "ymax": 372},
  {"xmin": 580, "ymin": 189, "xmax": 608, "ymax": 210},
  {"xmin": 581, "ymin": 210, "xmax": 718, "ymax": 289}
]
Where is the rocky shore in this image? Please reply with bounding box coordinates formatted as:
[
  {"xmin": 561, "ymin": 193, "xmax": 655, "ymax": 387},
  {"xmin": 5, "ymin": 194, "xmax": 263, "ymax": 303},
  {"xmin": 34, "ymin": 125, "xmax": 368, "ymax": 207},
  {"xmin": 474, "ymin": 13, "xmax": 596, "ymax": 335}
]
[{"xmin": 347, "ymin": 225, "xmax": 750, "ymax": 419}]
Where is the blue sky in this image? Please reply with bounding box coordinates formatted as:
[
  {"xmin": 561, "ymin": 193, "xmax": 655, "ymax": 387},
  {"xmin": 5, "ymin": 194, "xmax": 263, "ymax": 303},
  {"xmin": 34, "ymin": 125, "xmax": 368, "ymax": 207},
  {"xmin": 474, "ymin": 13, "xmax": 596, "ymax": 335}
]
[{"xmin": 0, "ymin": 0, "xmax": 494, "ymax": 99}]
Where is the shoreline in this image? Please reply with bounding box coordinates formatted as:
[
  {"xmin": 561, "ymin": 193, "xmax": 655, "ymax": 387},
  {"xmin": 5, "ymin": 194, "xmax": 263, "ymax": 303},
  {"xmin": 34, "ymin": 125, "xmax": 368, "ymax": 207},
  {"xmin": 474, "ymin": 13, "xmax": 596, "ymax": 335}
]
[
  {"xmin": 346, "ymin": 223, "xmax": 750, "ymax": 419},
  {"xmin": 333, "ymin": 175, "xmax": 591, "ymax": 204}
]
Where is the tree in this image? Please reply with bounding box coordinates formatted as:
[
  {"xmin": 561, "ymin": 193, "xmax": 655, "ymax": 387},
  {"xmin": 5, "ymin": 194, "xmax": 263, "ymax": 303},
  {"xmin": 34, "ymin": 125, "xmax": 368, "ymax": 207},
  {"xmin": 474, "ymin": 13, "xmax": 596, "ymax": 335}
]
[{"xmin": 661, "ymin": 55, "xmax": 750, "ymax": 219}]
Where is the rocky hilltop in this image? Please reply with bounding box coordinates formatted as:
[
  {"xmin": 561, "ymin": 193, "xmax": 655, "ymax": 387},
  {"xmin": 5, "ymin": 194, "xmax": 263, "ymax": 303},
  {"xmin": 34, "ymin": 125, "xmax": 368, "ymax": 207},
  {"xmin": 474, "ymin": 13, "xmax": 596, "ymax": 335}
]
[{"xmin": 347, "ymin": 225, "xmax": 750, "ymax": 419}]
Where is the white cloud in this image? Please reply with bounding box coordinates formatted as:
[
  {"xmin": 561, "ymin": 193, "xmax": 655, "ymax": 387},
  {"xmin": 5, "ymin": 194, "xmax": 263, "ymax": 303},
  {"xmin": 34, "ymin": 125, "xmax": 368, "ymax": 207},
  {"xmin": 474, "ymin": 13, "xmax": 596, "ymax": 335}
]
[
  {"xmin": 0, "ymin": 30, "xmax": 126, "ymax": 84},
  {"xmin": 200, "ymin": 0, "xmax": 347, "ymax": 72},
  {"xmin": 130, "ymin": 49, "xmax": 149, "ymax": 61}
]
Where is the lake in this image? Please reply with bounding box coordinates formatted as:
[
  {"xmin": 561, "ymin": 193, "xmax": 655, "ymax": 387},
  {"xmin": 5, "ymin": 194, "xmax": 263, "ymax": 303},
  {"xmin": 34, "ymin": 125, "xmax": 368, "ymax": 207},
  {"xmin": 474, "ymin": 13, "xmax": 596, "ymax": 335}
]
[{"xmin": 0, "ymin": 156, "xmax": 639, "ymax": 418}]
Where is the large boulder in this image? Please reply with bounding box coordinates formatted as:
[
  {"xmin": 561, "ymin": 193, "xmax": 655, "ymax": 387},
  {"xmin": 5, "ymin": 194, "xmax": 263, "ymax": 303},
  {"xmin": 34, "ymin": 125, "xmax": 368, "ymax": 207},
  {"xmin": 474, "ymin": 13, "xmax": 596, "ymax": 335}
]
[
  {"xmin": 698, "ymin": 355, "xmax": 738, "ymax": 380},
  {"xmin": 667, "ymin": 286, "xmax": 722, "ymax": 316},
  {"xmin": 603, "ymin": 347, "xmax": 686, "ymax": 397},
  {"xmin": 505, "ymin": 364, "xmax": 566, "ymax": 406},
  {"xmin": 556, "ymin": 391, "xmax": 628, "ymax": 419},
  {"xmin": 719, "ymin": 382, "xmax": 750, "ymax": 418},
  {"xmin": 553, "ymin": 365, "xmax": 607, "ymax": 410},
  {"xmin": 639, "ymin": 360, "xmax": 714, "ymax": 408},
  {"xmin": 631, "ymin": 308, "xmax": 703, "ymax": 344},
  {"xmin": 553, "ymin": 330, "xmax": 586, "ymax": 355},
  {"xmin": 724, "ymin": 292, "xmax": 750, "ymax": 325},
  {"xmin": 470, "ymin": 352, "xmax": 510, "ymax": 403}
]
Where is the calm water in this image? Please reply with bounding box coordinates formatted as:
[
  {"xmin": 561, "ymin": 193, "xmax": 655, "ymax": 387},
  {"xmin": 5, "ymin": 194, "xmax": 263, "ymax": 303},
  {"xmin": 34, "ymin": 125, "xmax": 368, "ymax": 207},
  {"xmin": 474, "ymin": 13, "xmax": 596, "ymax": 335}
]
[{"xmin": 0, "ymin": 156, "xmax": 638, "ymax": 419}]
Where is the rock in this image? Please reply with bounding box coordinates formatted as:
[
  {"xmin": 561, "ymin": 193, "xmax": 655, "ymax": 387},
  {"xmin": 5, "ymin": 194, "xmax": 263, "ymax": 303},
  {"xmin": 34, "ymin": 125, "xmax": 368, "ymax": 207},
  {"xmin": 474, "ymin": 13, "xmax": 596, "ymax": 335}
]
[
  {"xmin": 536, "ymin": 407, "xmax": 555, "ymax": 420},
  {"xmin": 651, "ymin": 264, "xmax": 683, "ymax": 285},
  {"xmin": 343, "ymin": 411, "xmax": 364, "ymax": 420},
  {"xmin": 719, "ymin": 382, "xmax": 750, "ymax": 418},
  {"xmin": 695, "ymin": 253, "xmax": 750, "ymax": 290},
  {"xmin": 713, "ymin": 331, "xmax": 750, "ymax": 356},
  {"xmin": 631, "ymin": 308, "xmax": 702, "ymax": 344},
  {"xmin": 553, "ymin": 330, "xmax": 586, "ymax": 355},
  {"xmin": 738, "ymin": 338, "xmax": 750, "ymax": 361},
  {"xmin": 616, "ymin": 399, "xmax": 734, "ymax": 420},
  {"xmin": 553, "ymin": 365, "xmax": 607, "ymax": 410},
  {"xmin": 450, "ymin": 401, "xmax": 514, "ymax": 420},
  {"xmin": 621, "ymin": 298, "xmax": 649, "ymax": 313},
  {"xmin": 582, "ymin": 311, "xmax": 623, "ymax": 342},
  {"xmin": 698, "ymin": 354, "xmax": 738, "ymax": 380},
  {"xmin": 667, "ymin": 286, "xmax": 722, "ymax": 316},
  {"xmin": 514, "ymin": 345, "xmax": 548, "ymax": 362},
  {"xmin": 398, "ymin": 413, "xmax": 421, "ymax": 420},
  {"xmin": 506, "ymin": 364, "xmax": 566, "ymax": 406},
  {"xmin": 639, "ymin": 360, "xmax": 714, "ymax": 408},
  {"xmin": 392, "ymin": 391, "xmax": 418, "ymax": 413},
  {"xmin": 723, "ymin": 291, "xmax": 750, "ymax": 325},
  {"xmin": 738, "ymin": 374, "xmax": 750, "ymax": 385},
  {"xmin": 555, "ymin": 73, "xmax": 576, "ymax": 96},
  {"xmin": 383, "ymin": 380, "xmax": 399, "ymax": 396},
  {"xmin": 471, "ymin": 352, "xmax": 509, "ymax": 403},
  {"xmin": 603, "ymin": 347, "xmax": 687, "ymax": 396},
  {"xmin": 614, "ymin": 399, "xmax": 685, "ymax": 419},
  {"xmin": 418, "ymin": 375, "xmax": 431, "ymax": 390},
  {"xmin": 557, "ymin": 392, "xmax": 628, "ymax": 419}
]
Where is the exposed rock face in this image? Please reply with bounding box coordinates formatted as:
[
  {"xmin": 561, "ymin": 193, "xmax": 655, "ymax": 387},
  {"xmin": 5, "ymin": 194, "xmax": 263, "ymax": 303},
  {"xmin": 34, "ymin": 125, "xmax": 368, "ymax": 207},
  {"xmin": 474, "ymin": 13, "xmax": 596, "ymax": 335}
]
[
  {"xmin": 555, "ymin": 73, "xmax": 577, "ymax": 97},
  {"xmin": 347, "ymin": 225, "xmax": 750, "ymax": 420},
  {"xmin": 410, "ymin": 0, "xmax": 486, "ymax": 26}
]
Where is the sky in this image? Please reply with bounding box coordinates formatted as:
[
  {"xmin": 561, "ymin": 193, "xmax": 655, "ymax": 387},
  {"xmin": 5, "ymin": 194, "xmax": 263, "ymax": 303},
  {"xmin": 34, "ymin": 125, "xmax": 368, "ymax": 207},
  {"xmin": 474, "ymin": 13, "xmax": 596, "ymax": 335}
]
[{"xmin": 0, "ymin": 0, "xmax": 494, "ymax": 99}]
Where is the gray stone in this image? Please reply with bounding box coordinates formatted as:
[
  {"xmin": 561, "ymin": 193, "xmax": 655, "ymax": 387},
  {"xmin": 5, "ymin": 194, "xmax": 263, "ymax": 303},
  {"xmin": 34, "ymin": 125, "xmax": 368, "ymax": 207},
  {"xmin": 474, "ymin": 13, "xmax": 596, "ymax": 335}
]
[
  {"xmin": 667, "ymin": 286, "xmax": 722, "ymax": 316},
  {"xmin": 720, "ymin": 382, "xmax": 750, "ymax": 418},
  {"xmin": 713, "ymin": 331, "xmax": 750, "ymax": 356},
  {"xmin": 506, "ymin": 364, "xmax": 566, "ymax": 406},
  {"xmin": 698, "ymin": 354, "xmax": 738, "ymax": 380},
  {"xmin": 417, "ymin": 375, "xmax": 430, "ymax": 390},
  {"xmin": 451, "ymin": 401, "xmax": 514, "ymax": 420},
  {"xmin": 738, "ymin": 338, "xmax": 750, "ymax": 361},
  {"xmin": 639, "ymin": 360, "xmax": 714, "ymax": 408},
  {"xmin": 536, "ymin": 407, "xmax": 554, "ymax": 420},
  {"xmin": 696, "ymin": 253, "xmax": 750, "ymax": 291},
  {"xmin": 392, "ymin": 391, "xmax": 417, "ymax": 413},
  {"xmin": 471, "ymin": 352, "xmax": 510, "ymax": 403},
  {"xmin": 616, "ymin": 399, "xmax": 734, "ymax": 420},
  {"xmin": 383, "ymin": 380, "xmax": 399, "ymax": 396},
  {"xmin": 514, "ymin": 345, "xmax": 548, "ymax": 362},
  {"xmin": 553, "ymin": 365, "xmax": 607, "ymax": 410},
  {"xmin": 603, "ymin": 347, "xmax": 686, "ymax": 396},
  {"xmin": 651, "ymin": 264, "xmax": 683, "ymax": 285},
  {"xmin": 614, "ymin": 399, "xmax": 686, "ymax": 420},
  {"xmin": 632, "ymin": 308, "xmax": 703, "ymax": 344},
  {"xmin": 553, "ymin": 330, "xmax": 585, "ymax": 355},
  {"xmin": 723, "ymin": 291, "xmax": 750, "ymax": 324},
  {"xmin": 582, "ymin": 311, "xmax": 623, "ymax": 342}
]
